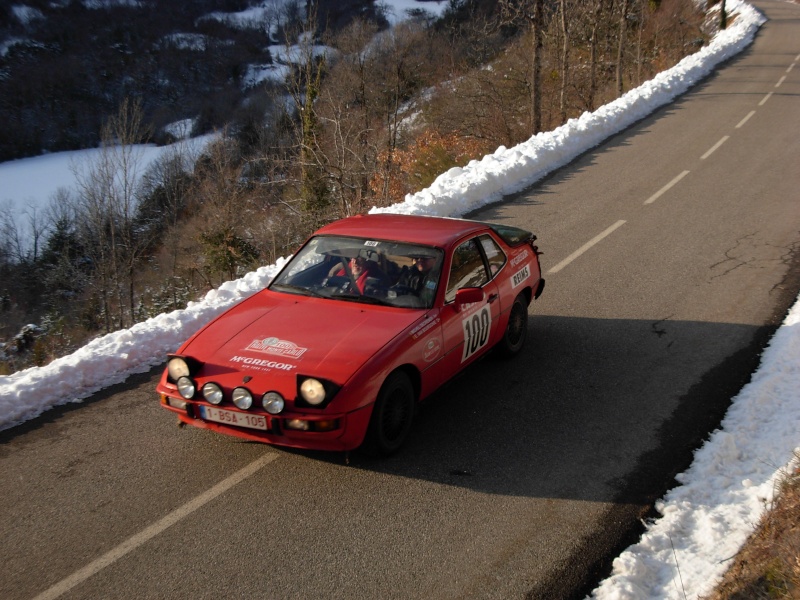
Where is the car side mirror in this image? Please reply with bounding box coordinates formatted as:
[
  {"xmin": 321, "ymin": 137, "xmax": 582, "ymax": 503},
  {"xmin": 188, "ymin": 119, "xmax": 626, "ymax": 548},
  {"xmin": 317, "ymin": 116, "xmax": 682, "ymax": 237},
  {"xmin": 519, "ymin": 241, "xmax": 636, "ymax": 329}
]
[{"xmin": 454, "ymin": 287, "xmax": 484, "ymax": 310}]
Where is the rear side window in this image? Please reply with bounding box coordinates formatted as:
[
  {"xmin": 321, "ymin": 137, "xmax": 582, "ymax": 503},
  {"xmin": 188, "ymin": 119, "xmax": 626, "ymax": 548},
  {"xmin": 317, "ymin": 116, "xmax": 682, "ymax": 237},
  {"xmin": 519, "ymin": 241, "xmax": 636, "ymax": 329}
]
[
  {"xmin": 446, "ymin": 238, "xmax": 489, "ymax": 303},
  {"xmin": 479, "ymin": 234, "xmax": 506, "ymax": 276}
]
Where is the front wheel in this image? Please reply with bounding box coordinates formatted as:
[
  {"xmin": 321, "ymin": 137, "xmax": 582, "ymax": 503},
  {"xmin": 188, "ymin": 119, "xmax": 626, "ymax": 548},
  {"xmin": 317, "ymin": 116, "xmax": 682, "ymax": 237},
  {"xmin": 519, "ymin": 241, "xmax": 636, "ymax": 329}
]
[
  {"xmin": 360, "ymin": 371, "xmax": 415, "ymax": 456},
  {"xmin": 499, "ymin": 294, "xmax": 528, "ymax": 357}
]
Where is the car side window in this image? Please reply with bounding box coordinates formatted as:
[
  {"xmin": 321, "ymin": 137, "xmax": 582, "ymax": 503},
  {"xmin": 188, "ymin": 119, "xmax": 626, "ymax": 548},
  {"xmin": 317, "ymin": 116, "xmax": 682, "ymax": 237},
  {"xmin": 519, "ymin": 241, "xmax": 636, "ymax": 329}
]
[
  {"xmin": 445, "ymin": 238, "xmax": 489, "ymax": 303},
  {"xmin": 479, "ymin": 234, "xmax": 506, "ymax": 277}
]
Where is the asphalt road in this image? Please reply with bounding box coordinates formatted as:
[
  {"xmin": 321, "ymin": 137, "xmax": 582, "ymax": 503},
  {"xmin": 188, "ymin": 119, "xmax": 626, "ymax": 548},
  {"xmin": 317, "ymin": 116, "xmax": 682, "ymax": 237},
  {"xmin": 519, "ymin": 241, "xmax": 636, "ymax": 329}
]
[{"xmin": 2, "ymin": 2, "xmax": 799, "ymax": 599}]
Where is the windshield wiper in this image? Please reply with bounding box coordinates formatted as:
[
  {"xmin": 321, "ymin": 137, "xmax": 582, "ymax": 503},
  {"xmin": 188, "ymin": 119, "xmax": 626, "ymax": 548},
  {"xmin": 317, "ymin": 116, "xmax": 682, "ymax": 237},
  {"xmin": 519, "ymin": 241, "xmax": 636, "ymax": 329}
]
[
  {"xmin": 336, "ymin": 293, "xmax": 396, "ymax": 306},
  {"xmin": 270, "ymin": 283, "xmax": 324, "ymax": 298}
]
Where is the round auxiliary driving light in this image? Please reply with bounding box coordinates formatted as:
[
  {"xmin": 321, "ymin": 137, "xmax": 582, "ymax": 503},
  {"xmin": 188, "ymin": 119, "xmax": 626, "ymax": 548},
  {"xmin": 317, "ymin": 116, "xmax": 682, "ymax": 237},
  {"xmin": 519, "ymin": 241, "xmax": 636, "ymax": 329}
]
[
  {"xmin": 262, "ymin": 392, "xmax": 285, "ymax": 415},
  {"xmin": 202, "ymin": 382, "xmax": 224, "ymax": 405},
  {"xmin": 300, "ymin": 378, "xmax": 326, "ymax": 406},
  {"xmin": 176, "ymin": 376, "xmax": 196, "ymax": 399},
  {"xmin": 168, "ymin": 357, "xmax": 190, "ymax": 381},
  {"xmin": 232, "ymin": 387, "xmax": 253, "ymax": 410}
]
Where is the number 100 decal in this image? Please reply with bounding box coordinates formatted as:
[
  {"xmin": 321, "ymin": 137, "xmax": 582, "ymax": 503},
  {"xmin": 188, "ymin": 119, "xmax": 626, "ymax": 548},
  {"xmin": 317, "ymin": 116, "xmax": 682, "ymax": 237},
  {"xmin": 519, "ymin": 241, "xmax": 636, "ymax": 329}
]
[{"xmin": 462, "ymin": 305, "xmax": 491, "ymax": 362}]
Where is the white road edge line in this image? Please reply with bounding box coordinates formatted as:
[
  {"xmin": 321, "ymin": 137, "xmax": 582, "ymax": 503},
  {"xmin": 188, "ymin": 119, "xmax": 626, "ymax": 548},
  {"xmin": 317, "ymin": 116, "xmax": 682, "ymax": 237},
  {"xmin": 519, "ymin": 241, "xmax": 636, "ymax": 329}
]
[
  {"xmin": 700, "ymin": 135, "xmax": 730, "ymax": 160},
  {"xmin": 644, "ymin": 170, "xmax": 690, "ymax": 205},
  {"xmin": 548, "ymin": 220, "xmax": 626, "ymax": 274},
  {"xmin": 736, "ymin": 111, "xmax": 756, "ymax": 129},
  {"xmin": 32, "ymin": 453, "xmax": 279, "ymax": 600}
]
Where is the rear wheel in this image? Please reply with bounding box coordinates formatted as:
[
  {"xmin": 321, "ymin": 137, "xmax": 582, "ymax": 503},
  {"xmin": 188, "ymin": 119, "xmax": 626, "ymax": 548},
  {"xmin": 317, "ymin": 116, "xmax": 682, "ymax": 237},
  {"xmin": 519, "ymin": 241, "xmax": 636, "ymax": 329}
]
[
  {"xmin": 499, "ymin": 294, "xmax": 528, "ymax": 357},
  {"xmin": 360, "ymin": 371, "xmax": 415, "ymax": 456}
]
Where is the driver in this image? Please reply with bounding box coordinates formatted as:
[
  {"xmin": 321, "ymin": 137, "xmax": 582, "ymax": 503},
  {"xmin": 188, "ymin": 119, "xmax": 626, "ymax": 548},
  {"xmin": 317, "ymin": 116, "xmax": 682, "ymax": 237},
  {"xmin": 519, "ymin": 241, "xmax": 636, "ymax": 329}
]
[{"xmin": 334, "ymin": 256, "xmax": 385, "ymax": 293}]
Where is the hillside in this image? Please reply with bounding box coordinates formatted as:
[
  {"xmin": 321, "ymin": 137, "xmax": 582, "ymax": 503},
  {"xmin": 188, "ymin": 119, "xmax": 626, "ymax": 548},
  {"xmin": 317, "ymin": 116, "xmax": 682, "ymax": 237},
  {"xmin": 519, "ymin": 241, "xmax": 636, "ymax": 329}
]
[
  {"xmin": 0, "ymin": 0, "xmax": 385, "ymax": 162},
  {"xmin": 1, "ymin": 0, "xmax": 708, "ymax": 375}
]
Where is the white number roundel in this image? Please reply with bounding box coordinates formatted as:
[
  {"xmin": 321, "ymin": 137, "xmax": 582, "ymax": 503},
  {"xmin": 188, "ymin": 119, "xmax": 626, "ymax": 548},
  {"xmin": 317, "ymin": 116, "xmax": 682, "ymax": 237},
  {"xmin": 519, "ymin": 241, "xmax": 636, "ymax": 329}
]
[{"xmin": 461, "ymin": 305, "xmax": 491, "ymax": 362}]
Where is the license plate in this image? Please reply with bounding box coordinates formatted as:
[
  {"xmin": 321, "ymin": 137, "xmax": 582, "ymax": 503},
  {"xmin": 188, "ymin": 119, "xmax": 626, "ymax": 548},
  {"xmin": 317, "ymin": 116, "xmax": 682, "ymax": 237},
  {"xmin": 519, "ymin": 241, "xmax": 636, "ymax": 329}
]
[{"xmin": 198, "ymin": 406, "xmax": 268, "ymax": 431}]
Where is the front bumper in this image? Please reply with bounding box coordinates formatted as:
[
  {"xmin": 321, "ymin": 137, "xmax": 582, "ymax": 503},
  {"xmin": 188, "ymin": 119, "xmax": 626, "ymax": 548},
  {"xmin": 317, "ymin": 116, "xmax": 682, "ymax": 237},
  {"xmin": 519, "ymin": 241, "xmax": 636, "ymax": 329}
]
[{"xmin": 159, "ymin": 394, "xmax": 373, "ymax": 452}]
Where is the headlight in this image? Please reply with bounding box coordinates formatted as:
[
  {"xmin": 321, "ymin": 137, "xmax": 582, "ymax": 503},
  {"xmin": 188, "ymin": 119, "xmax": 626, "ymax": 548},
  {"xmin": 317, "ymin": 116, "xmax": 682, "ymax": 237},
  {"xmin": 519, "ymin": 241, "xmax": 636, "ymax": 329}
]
[
  {"xmin": 202, "ymin": 382, "xmax": 223, "ymax": 405},
  {"xmin": 232, "ymin": 387, "xmax": 253, "ymax": 410},
  {"xmin": 177, "ymin": 376, "xmax": 196, "ymax": 399},
  {"xmin": 168, "ymin": 357, "xmax": 190, "ymax": 381},
  {"xmin": 300, "ymin": 378, "xmax": 326, "ymax": 405},
  {"xmin": 262, "ymin": 392, "xmax": 285, "ymax": 415}
]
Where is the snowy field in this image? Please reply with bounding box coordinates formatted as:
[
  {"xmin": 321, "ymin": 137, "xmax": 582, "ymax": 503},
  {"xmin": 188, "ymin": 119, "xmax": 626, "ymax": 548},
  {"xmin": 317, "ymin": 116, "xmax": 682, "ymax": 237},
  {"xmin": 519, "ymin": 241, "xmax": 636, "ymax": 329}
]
[{"xmin": 0, "ymin": 1, "xmax": 798, "ymax": 598}]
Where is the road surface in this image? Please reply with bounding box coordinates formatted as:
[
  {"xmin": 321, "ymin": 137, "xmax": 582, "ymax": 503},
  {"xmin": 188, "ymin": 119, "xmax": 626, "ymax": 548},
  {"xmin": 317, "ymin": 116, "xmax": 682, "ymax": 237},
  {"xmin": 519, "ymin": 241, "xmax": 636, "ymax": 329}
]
[{"xmin": 1, "ymin": 1, "xmax": 798, "ymax": 598}]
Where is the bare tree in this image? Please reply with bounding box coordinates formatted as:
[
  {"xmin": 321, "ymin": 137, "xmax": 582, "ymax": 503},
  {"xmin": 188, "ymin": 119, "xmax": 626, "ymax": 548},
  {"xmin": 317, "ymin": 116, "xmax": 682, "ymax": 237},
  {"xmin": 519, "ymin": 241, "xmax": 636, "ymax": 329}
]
[
  {"xmin": 257, "ymin": 0, "xmax": 288, "ymax": 43},
  {"xmin": 71, "ymin": 98, "xmax": 150, "ymax": 331},
  {"xmin": 41, "ymin": 190, "xmax": 87, "ymax": 308},
  {"xmin": 319, "ymin": 18, "xmax": 381, "ymax": 215},
  {"xmin": 368, "ymin": 22, "xmax": 435, "ymax": 203},
  {"xmin": 0, "ymin": 203, "xmax": 23, "ymax": 267},
  {"xmin": 137, "ymin": 140, "xmax": 197, "ymax": 309},
  {"xmin": 424, "ymin": 47, "xmax": 532, "ymax": 149},
  {"xmin": 72, "ymin": 156, "xmax": 113, "ymax": 331},
  {"xmin": 284, "ymin": 11, "xmax": 437, "ymax": 213},
  {"xmin": 558, "ymin": 0, "xmax": 571, "ymax": 124},
  {"xmin": 616, "ymin": 0, "xmax": 629, "ymax": 97},
  {"xmin": 0, "ymin": 202, "xmax": 20, "ymax": 267},
  {"xmin": 283, "ymin": 3, "xmax": 332, "ymax": 221},
  {"xmin": 587, "ymin": 0, "xmax": 607, "ymax": 111},
  {"xmin": 190, "ymin": 136, "xmax": 261, "ymax": 285},
  {"xmin": 499, "ymin": 0, "xmax": 545, "ymax": 134}
]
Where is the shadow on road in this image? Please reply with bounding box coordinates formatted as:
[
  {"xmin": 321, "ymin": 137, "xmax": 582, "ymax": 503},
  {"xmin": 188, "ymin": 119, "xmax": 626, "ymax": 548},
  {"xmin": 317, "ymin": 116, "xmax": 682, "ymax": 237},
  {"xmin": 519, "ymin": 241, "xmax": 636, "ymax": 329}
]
[{"xmin": 304, "ymin": 315, "xmax": 776, "ymax": 509}]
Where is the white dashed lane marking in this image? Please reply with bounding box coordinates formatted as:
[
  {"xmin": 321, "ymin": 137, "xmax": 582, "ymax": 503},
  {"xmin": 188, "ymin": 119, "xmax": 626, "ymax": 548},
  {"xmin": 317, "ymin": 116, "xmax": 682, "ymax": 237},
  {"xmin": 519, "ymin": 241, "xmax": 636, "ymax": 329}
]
[
  {"xmin": 736, "ymin": 111, "xmax": 756, "ymax": 129},
  {"xmin": 644, "ymin": 170, "xmax": 691, "ymax": 205},
  {"xmin": 548, "ymin": 220, "xmax": 627, "ymax": 274},
  {"xmin": 32, "ymin": 453, "xmax": 279, "ymax": 600},
  {"xmin": 700, "ymin": 136, "xmax": 730, "ymax": 160}
]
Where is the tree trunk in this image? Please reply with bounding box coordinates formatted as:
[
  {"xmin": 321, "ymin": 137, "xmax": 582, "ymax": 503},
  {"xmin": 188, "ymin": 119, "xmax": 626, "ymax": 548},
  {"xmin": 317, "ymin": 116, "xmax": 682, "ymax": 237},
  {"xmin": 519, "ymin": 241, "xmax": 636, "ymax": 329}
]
[
  {"xmin": 531, "ymin": 0, "xmax": 543, "ymax": 134},
  {"xmin": 616, "ymin": 0, "xmax": 628, "ymax": 97},
  {"xmin": 588, "ymin": 0, "xmax": 604, "ymax": 111},
  {"xmin": 559, "ymin": 0, "xmax": 570, "ymax": 124}
]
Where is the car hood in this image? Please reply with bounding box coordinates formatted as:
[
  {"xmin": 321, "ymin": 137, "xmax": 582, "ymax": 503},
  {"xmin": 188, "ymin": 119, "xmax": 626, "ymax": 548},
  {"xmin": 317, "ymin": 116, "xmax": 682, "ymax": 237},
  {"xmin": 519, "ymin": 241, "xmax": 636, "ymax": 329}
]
[{"xmin": 181, "ymin": 290, "xmax": 425, "ymax": 383}]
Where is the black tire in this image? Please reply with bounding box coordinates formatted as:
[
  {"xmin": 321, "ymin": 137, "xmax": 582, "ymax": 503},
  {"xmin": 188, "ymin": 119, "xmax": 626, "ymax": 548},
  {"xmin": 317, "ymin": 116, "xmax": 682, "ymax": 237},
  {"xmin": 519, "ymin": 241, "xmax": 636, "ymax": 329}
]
[
  {"xmin": 499, "ymin": 294, "xmax": 528, "ymax": 357},
  {"xmin": 360, "ymin": 371, "xmax": 415, "ymax": 456}
]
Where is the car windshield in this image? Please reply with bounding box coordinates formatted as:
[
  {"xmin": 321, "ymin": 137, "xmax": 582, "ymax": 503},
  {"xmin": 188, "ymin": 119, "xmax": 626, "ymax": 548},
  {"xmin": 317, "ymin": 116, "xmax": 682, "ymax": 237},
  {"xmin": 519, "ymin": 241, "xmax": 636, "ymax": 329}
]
[{"xmin": 270, "ymin": 235, "xmax": 444, "ymax": 309}]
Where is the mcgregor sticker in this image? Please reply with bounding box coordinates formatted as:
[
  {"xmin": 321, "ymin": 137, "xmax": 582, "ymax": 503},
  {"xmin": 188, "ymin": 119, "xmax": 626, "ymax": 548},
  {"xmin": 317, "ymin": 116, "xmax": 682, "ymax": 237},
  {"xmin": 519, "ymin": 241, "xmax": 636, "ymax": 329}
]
[
  {"xmin": 510, "ymin": 249, "xmax": 530, "ymax": 267},
  {"xmin": 246, "ymin": 337, "xmax": 307, "ymax": 359},
  {"xmin": 230, "ymin": 356, "xmax": 295, "ymax": 371}
]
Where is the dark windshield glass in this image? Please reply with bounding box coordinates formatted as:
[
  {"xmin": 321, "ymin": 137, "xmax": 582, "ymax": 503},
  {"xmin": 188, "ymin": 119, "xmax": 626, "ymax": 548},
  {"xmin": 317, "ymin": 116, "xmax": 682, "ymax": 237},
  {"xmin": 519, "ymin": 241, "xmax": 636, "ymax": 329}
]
[{"xmin": 270, "ymin": 235, "xmax": 444, "ymax": 309}]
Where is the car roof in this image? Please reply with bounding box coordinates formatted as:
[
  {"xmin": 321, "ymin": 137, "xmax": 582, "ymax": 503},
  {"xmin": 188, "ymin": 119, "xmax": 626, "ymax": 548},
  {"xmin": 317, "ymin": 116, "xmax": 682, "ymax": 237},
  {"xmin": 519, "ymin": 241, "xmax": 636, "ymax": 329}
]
[{"xmin": 313, "ymin": 214, "xmax": 490, "ymax": 248}]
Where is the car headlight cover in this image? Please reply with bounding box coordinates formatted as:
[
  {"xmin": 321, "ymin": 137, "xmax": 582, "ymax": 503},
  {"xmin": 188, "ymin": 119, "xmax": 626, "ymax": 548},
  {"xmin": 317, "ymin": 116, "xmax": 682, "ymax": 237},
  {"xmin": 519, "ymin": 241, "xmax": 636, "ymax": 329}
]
[
  {"xmin": 300, "ymin": 378, "xmax": 326, "ymax": 405},
  {"xmin": 202, "ymin": 382, "xmax": 224, "ymax": 405},
  {"xmin": 177, "ymin": 376, "xmax": 196, "ymax": 399},
  {"xmin": 232, "ymin": 387, "xmax": 253, "ymax": 410},
  {"xmin": 262, "ymin": 392, "xmax": 285, "ymax": 415},
  {"xmin": 168, "ymin": 357, "xmax": 190, "ymax": 381}
]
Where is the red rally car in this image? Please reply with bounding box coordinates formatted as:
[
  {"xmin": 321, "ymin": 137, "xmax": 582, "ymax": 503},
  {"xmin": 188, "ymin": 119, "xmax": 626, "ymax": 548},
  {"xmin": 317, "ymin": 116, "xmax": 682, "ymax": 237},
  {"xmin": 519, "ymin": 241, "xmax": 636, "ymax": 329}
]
[{"xmin": 157, "ymin": 214, "xmax": 544, "ymax": 454}]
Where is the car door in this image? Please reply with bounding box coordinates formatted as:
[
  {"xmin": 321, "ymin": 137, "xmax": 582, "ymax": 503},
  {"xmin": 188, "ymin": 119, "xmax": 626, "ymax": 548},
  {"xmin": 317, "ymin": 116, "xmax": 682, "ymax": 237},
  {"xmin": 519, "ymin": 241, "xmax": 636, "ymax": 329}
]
[{"xmin": 438, "ymin": 236, "xmax": 501, "ymax": 376}]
